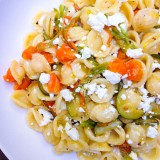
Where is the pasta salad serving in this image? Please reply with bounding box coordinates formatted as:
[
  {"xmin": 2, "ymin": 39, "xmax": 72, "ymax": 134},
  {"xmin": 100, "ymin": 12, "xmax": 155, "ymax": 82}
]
[{"xmin": 3, "ymin": 0, "xmax": 160, "ymax": 159}]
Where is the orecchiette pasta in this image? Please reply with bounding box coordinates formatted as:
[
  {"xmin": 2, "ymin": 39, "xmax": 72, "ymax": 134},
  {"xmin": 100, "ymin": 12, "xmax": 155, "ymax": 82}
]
[{"xmin": 3, "ymin": 0, "xmax": 160, "ymax": 159}]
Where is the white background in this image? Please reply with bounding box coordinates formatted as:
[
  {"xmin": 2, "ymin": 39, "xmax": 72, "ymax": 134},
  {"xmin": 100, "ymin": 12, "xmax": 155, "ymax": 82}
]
[{"xmin": 0, "ymin": 0, "xmax": 77, "ymax": 159}]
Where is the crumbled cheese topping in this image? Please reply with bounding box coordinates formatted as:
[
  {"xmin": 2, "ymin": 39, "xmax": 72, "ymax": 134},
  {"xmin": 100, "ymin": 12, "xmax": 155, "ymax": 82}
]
[
  {"xmin": 127, "ymin": 139, "xmax": 133, "ymax": 144},
  {"xmin": 38, "ymin": 108, "xmax": 54, "ymax": 126},
  {"xmin": 75, "ymin": 87, "xmax": 81, "ymax": 93},
  {"xmin": 53, "ymin": 38, "xmax": 60, "ymax": 45},
  {"xmin": 82, "ymin": 36, "xmax": 87, "ymax": 41},
  {"xmin": 107, "ymin": 12, "xmax": 128, "ymax": 30},
  {"xmin": 95, "ymin": 84, "xmax": 108, "ymax": 99},
  {"xmin": 87, "ymin": 83, "xmax": 108, "ymax": 99},
  {"xmin": 123, "ymin": 79, "xmax": 132, "ymax": 88},
  {"xmin": 39, "ymin": 73, "xmax": 50, "ymax": 84},
  {"xmin": 121, "ymin": 94, "xmax": 126, "ymax": 100},
  {"xmin": 103, "ymin": 70, "xmax": 122, "ymax": 84},
  {"xmin": 78, "ymin": 107, "xmax": 85, "ymax": 113},
  {"xmin": 113, "ymin": 147, "xmax": 121, "ymax": 155},
  {"xmin": 65, "ymin": 122, "xmax": 79, "ymax": 141},
  {"xmin": 81, "ymin": 47, "xmax": 92, "ymax": 59},
  {"xmin": 129, "ymin": 151, "xmax": 138, "ymax": 160},
  {"xmin": 60, "ymin": 89, "xmax": 74, "ymax": 102},
  {"xmin": 88, "ymin": 12, "xmax": 109, "ymax": 32},
  {"xmin": 87, "ymin": 83, "xmax": 97, "ymax": 95},
  {"xmin": 49, "ymin": 93, "xmax": 54, "ymax": 99},
  {"xmin": 147, "ymin": 126, "xmax": 158, "ymax": 138},
  {"xmin": 152, "ymin": 62, "xmax": 160, "ymax": 71},
  {"xmin": 103, "ymin": 106, "xmax": 116, "ymax": 117},
  {"xmin": 53, "ymin": 65, "xmax": 57, "ymax": 69},
  {"xmin": 126, "ymin": 48, "xmax": 143, "ymax": 59},
  {"xmin": 101, "ymin": 45, "xmax": 107, "ymax": 51}
]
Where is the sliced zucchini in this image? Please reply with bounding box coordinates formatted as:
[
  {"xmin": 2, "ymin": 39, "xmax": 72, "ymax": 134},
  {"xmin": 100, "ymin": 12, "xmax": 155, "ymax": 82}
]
[
  {"xmin": 80, "ymin": 119, "xmax": 97, "ymax": 128},
  {"xmin": 135, "ymin": 118, "xmax": 159, "ymax": 126},
  {"xmin": 38, "ymin": 81, "xmax": 49, "ymax": 96},
  {"xmin": 116, "ymin": 89, "xmax": 144, "ymax": 120},
  {"xmin": 67, "ymin": 95, "xmax": 80, "ymax": 117},
  {"xmin": 94, "ymin": 120, "xmax": 122, "ymax": 136}
]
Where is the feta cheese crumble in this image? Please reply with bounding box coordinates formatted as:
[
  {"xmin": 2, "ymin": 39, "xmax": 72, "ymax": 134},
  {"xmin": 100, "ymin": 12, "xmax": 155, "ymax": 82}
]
[
  {"xmin": 80, "ymin": 47, "xmax": 92, "ymax": 59},
  {"xmin": 121, "ymin": 94, "xmax": 126, "ymax": 100},
  {"xmin": 88, "ymin": 12, "xmax": 109, "ymax": 32},
  {"xmin": 103, "ymin": 70, "xmax": 122, "ymax": 84},
  {"xmin": 147, "ymin": 126, "xmax": 158, "ymax": 138},
  {"xmin": 87, "ymin": 83, "xmax": 107, "ymax": 99},
  {"xmin": 129, "ymin": 151, "xmax": 138, "ymax": 160},
  {"xmin": 53, "ymin": 38, "xmax": 60, "ymax": 45},
  {"xmin": 126, "ymin": 48, "xmax": 143, "ymax": 59},
  {"xmin": 107, "ymin": 12, "xmax": 128, "ymax": 30},
  {"xmin": 38, "ymin": 108, "xmax": 54, "ymax": 126},
  {"xmin": 101, "ymin": 45, "xmax": 107, "ymax": 51},
  {"xmin": 60, "ymin": 89, "xmax": 74, "ymax": 102},
  {"xmin": 39, "ymin": 73, "xmax": 50, "ymax": 84},
  {"xmin": 123, "ymin": 79, "xmax": 132, "ymax": 88},
  {"xmin": 103, "ymin": 106, "xmax": 116, "ymax": 117},
  {"xmin": 152, "ymin": 62, "xmax": 160, "ymax": 71},
  {"xmin": 65, "ymin": 122, "xmax": 79, "ymax": 141},
  {"xmin": 78, "ymin": 107, "xmax": 85, "ymax": 113}
]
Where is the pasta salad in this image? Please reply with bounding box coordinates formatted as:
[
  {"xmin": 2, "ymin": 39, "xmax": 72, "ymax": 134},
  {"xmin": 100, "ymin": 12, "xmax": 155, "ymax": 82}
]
[{"xmin": 3, "ymin": 0, "xmax": 160, "ymax": 159}]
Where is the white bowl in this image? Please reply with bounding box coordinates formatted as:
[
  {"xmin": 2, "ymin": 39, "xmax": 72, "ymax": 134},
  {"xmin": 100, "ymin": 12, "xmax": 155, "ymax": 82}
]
[{"xmin": 0, "ymin": 0, "xmax": 77, "ymax": 159}]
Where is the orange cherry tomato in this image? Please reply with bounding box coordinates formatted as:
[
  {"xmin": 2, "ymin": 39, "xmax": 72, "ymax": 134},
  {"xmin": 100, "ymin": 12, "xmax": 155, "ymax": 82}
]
[
  {"xmin": 14, "ymin": 76, "xmax": 31, "ymax": 90},
  {"xmin": 117, "ymin": 50, "xmax": 129, "ymax": 60},
  {"xmin": 22, "ymin": 46, "xmax": 37, "ymax": 60},
  {"xmin": 126, "ymin": 59, "xmax": 143, "ymax": 82},
  {"xmin": 3, "ymin": 68, "xmax": 16, "ymax": 83},
  {"xmin": 48, "ymin": 73, "xmax": 61, "ymax": 93},
  {"xmin": 109, "ymin": 59, "xmax": 128, "ymax": 75},
  {"xmin": 56, "ymin": 44, "xmax": 76, "ymax": 64}
]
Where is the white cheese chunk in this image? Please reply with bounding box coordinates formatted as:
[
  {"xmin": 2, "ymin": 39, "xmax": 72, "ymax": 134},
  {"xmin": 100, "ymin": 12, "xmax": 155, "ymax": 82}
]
[
  {"xmin": 103, "ymin": 106, "xmax": 116, "ymax": 118},
  {"xmin": 101, "ymin": 45, "xmax": 107, "ymax": 51},
  {"xmin": 78, "ymin": 107, "xmax": 85, "ymax": 113},
  {"xmin": 60, "ymin": 89, "xmax": 74, "ymax": 102},
  {"xmin": 88, "ymin": 12, "xmax": 109, "ymax": 32},
  {"xmin": 53, "ymin": 38, "xmax": 60, "ymax": 45},
  {"xmin": 39, "ymin": 73, "xmax": 50, "ymax": 84},
  {"xmin": 38, "ymin": 108, "xmax": 54, "ymax": 126},
  {"xmin": 81, "ymin": 47, "xmax": 92, "ymax": 59},
  {"xmin": 126, "ymin": 48, "xmax": 143, "ymax": 59},
  {"xmin": 147, "ymin": 126, "xmax": 158, "ymax": 138},
  {"xmin": 107, "ymin": 12, "xmax": 128, "ymax": 30},
  {"xmin": 65, "ymin": 122, "xmax": 79, "ymax": 141},
  {"xmin": 75, "ymin": 87, "xmax": 81, "ymax": 93},
  {"xmin": 103, "ymin": 70, "xmax": 122, "ymax": 84},
  {"xmin": 121, "ymin": 94, "xmax": 126, "ymax": 100},
  {"xmin": 152, "ymin": 62, "xmax": 160, "ymax": 71},
  {"xmin": 129, "ymin": 151, "xmax": 138, "ymax": 160},
  {"xmin": 87, "ymin": 83, "xmax": 97, "ymax": 95},
  {"xmin": 123, "ymin": 79, "xmax": 132, "ymax": 88},
  {"xmin": 95, "ymin": 85, "xmax": 107, "ymax": 99}
]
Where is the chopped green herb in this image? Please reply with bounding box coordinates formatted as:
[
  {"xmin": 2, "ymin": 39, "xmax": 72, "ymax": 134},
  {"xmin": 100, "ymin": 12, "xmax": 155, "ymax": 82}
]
[
  {"xmin": 151, "ymin": 54, "xmax": 160, "ymax": 59},
  {"xmin": 87, "ymin": 57, "xmax": 99, "ymax": 66},
  {"xmin": 135, "ymin": 118, "xmax": 159, "ymax": 126},
  {"xmin": 80, "ymin": 119, "xmax": 97, "ymax": 128},
  {"xmin": 94, "ymin": 120, "xmax": 123, "ymax": 135},
  {"xmin": 124, "ymin": 155, "xmax": 132, "ymax": 160},
  {"xmin": 111, "ymin": 25, "xmax": 136, "ymax": 51}
]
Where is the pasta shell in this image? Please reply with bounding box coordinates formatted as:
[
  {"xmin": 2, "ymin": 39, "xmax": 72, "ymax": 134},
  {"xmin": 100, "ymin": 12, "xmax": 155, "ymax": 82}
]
[{"xmin": 132, "ymin": 8, "xmax": 159, "ymax": 32}]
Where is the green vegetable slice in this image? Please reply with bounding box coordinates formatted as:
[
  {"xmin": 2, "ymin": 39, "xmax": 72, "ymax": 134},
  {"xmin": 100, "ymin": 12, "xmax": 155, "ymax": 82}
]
[
  {"xmin": 94, "ymin": 120, "xmax": 122, "ymax": 136},
  {"xmin": 135, "ymin": 118, "xmax": 159, "ymax": 126},
  {"xmin": 111, "ymin": 25, "xmax": 136, "ymax": 52},
  {"xmin": 67, "ymin": 94, "xmax": 80, "ymax": 117},
  {"xmin": 116, "ymin": 89, "xmax": 144, "ymax": 120},
  {"xmin": 38, "ymin": 81, "xmax": 49, "ymax": 96},
  {"xmin": 80, "ymin": 119, "xmax": 97, "ymax": 128},
  {"xmin": 151, "ymin": 54, "xmax": 160, "ymax": 59}
]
